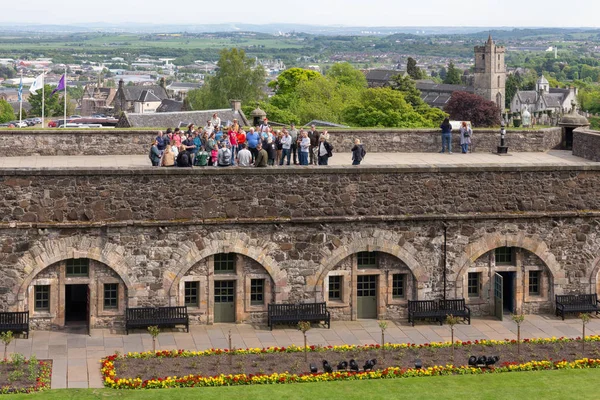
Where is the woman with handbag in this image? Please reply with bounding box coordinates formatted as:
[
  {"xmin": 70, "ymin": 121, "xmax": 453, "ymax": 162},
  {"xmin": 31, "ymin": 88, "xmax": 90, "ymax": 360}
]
[{"xmin": 459, "ymin": 121, "xmax": 472, "ymax": 154}]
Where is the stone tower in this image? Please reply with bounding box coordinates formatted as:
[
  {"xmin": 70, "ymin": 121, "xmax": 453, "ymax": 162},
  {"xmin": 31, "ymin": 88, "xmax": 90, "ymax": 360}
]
[{"xmin": 474, "ymin": 35, "xmax": 506, "ymax": 109}]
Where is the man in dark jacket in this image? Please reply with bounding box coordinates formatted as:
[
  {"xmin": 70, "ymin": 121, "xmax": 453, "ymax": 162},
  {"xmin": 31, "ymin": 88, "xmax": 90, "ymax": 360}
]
[
  {"xmin": 307, "ymin": 124, "xmax": 320, "ymax": 165},
  {"xmin": 254, "ymin": 143, "xmax": 268, "ymax": 167}
]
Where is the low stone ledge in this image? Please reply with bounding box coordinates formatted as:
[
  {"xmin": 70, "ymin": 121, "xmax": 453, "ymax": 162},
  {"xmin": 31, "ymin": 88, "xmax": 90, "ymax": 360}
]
[
  {"xmin": 1, "ymin": 210, "xmax": 598, "ymax": 230},
  {"xmin": 1, "ymin": 162, "xmax": 599, "ymax": 176}
]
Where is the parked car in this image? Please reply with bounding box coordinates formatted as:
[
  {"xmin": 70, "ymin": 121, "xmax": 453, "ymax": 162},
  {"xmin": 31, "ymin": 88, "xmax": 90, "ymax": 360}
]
[
  {"xmin": 69, "ymin": 115, "xmax": 82, "ymax": 119},
  {"xmin": 10, "ymin": 121, "xmax": 28, "ymax": 128},
  {"xmin": 32, "ymin": 118, "xmax": 42, "ymax": 124}
]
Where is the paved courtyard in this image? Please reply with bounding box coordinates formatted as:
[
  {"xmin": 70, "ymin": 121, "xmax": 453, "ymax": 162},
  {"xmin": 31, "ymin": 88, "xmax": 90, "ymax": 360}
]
[
  {"xmin": 6, "ymin": 315, "xmax": 600, "ymax": 389},
  {"xmin": 0, "ymin": 150, "xmax": 596, "ymax": 168}
]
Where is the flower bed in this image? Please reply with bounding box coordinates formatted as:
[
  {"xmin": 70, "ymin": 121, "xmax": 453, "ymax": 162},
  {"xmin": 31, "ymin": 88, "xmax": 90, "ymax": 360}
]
[
  {"xmin": 102, "ymin": 336, "xmax": 600, "ymax": 389},
  {"xmin": 0, "ymin": 355, "xmax": 52, "ymax": 394}
]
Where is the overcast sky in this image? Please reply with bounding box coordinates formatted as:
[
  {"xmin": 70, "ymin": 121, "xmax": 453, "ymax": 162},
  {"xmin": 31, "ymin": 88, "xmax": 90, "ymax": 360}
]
[{"xmin": 2, "ymin": 0, "xmax": 599, "ymax": 27}]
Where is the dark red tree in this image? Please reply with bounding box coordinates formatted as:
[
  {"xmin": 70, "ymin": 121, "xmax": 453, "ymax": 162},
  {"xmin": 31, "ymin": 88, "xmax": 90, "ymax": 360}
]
[{"xmin": 444, "ymin": 91, "xmax": 501, "ymax": 127}]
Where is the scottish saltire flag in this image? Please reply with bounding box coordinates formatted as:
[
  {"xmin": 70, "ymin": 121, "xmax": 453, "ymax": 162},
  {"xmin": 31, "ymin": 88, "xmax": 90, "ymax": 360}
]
[
  {"xmin": 51, "ymin": 74, "xmax": 65, "ymax": 95},
  {"xmin": 17, "ymin": 76, "xmax": 23, "ymax": 102},
  {"xmin": 29, "ymin": 73, "xmax": 44, "ymax": 95}
]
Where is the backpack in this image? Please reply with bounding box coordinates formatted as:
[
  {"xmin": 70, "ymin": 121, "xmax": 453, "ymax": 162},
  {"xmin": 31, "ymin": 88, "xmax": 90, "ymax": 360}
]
[{"xmin": 360, "ymin": 146, "xmax": 367, "ymax": 158}]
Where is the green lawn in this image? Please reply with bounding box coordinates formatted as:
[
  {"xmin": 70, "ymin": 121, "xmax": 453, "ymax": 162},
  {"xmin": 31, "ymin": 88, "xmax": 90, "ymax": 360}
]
[{"xmin": 12, "ymin": 369, "xmax": 600, "ymax": 400}]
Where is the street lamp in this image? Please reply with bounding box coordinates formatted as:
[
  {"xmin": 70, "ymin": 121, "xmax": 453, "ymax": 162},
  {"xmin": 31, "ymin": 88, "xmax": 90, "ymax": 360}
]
[{"xmin": 497, "ymin": 120, "xmax": 508, "ymax": 154}]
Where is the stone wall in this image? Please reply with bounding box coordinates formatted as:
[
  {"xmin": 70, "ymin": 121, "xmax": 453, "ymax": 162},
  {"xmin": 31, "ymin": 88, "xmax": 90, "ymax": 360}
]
[
  {"xmin": 0, "ymin": 127, "xmax": 563, "ymax": 156},
  {"xmin": 573, "ymin": 127, "xmax": 600, "ymax": 162},
  {"xmin": 1, "ymin": 163, "xmax": 599, "ymax": 328},
  {"xmin": 0, "ymin": 164, "xmax": 599, "ymax": 224}
]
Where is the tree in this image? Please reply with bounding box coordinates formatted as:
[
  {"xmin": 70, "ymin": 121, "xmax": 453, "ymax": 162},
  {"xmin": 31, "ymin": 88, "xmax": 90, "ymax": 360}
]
[
  {"xmin": 326, "ymin": 62, "xmax": 367, "ymax": 89},
  {"xmin": 444, "ymin": 91, "xmax": 501, "ymax": 127},
  {"xmin": 268, "ymin": 67, "xmax": 321, "ymax": 96},
  {"xmin": 505, "ymin": 73, "xmax": 522, "ymax": 109},
  {"xmin": 343, "ymin": 87, "xmax": 432, "ymax": 128},
  {"xmin": 0, "ymin": 65, "xmax": 16, "ymax": 80},
  {"xmin": 444, "ymin": 61, "xmax": 462, "ymax": 85},
  {"xmin": 406, "ymin": 57, "xmax": 424, "ymax": 80},
  {"xmin": 297, "ymin": 321, "xmax": 311, "ymax": 362},
  {"xmin": 511, "ymin": 313, "xmax": 525, "ymax": 356},
  {"xmin": 0, "ymin": 99, "xmax": 15, "ymax": 123},
  {"xmin": 27, "ymin": 84, "xmax": 64, "ymax": 117},
  {"xmin": 390, "ymin": 74, "xmax": 424, "ymax": 109},
  {"xmin": 207, "ymin": 48, "xmax": 266, "ymax": 108}
]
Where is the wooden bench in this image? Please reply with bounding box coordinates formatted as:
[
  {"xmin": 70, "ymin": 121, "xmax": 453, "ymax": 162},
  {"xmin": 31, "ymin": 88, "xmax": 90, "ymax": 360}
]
[
  {"xmin": 555, "ymin": 294, "xmax": 600, "ymax": 320},
  {"xmin": 408, "ymin": 300, "xmax": 445, "ymax": 326},
  {"xmin": 125, "ymin": 306, "xmax": 189, "ymax": 334},
  {"xmin": 268, "ymin": 302, "xmax": 330, "ymax": 330},
  {"xmin": 440, "ymin": 299, "xmax": 471, "ymax": 325},
  {"xmin": 0, "ymin": 312, "xmax": 29, "ymax": 338}
]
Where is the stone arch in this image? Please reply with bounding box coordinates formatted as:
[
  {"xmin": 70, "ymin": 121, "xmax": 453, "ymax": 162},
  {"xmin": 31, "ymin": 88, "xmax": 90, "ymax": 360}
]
[
  {"xmin": 165, "ymin": 232, "xmax": 285, "ymax": 303},
  {"xmin": 15, "ymin": 236, "xmax": 136, "ymax": 309},
  {"xmin": 587, "ymin": 256, "xmax": 600, "ymax": 294},
  {"xmin": 453, "ymin": 232, "xmax": 563, "ymax": 296},
  {"xmin": 312, "ymin": 229, "xmax": 426, "ymax": 297}
]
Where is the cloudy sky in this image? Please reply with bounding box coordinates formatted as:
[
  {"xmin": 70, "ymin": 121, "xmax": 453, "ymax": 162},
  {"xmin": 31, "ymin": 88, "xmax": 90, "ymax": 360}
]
[{"xmin": 1, "ymin": 0, "xmax": 599, "ymax": 27}]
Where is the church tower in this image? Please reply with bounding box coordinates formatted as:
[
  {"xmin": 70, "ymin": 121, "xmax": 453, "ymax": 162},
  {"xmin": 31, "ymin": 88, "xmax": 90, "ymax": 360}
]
[{"xmin": 474, "ymin": 35, "xmax": 506, "ymax": 109}]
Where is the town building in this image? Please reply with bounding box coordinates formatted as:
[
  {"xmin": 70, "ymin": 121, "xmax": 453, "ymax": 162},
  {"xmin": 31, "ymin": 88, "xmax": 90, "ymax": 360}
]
[
  {"xmin": 112, "ymin": 79, "xmax": 169, "ymax": 113},
  {"xmin": 509, "ymin": 75, "xmax": 578, "ymax": 115}
]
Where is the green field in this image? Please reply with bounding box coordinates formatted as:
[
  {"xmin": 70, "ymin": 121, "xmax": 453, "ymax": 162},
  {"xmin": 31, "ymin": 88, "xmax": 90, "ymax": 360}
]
[{"xmin": 11, "ymin": 369, "xmax": 600, "ymax": 400}]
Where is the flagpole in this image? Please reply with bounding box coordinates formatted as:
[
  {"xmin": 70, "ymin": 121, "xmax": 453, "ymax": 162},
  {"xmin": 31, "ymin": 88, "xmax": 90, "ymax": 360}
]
[
  {"xmin": 63, "ymin": 67, "xmax": 67, "ymax": 127},
  {"xmin": 42, "ymin": 70, "xmax": 45, "ymax": 128},
  {"xmin": 19, "ymin": 70, "xmax": 23, "ymax": 125}
]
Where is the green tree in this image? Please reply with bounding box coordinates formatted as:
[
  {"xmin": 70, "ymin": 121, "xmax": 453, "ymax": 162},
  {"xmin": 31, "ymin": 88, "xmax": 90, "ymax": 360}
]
[
  {"xmin": 268, "ymin": 67, "xmax": 321, "ymax": 96},
  {"xmin": 0, "ymin": 99, "xmax": 16, "ymax": 123},
  {"xmin": 505, "ymin": 73, "xmax": 522, "ymax": 109},
  {"xmin": 390, "ymin": 74, "xmax": 425, "ymax": 109},
  {"xmin": 207, "ymin": 48, "xmax": 266, "ymax": 109},
  {"xmin": 444, "ymin": 61, "xmax": 462, "ymax": 85},
  {"xmin": 27, "ymin": 84, "xmax": 64, "ymax": 117},
  {"xmin": 343, "ymin": 87, "xmax": 432, "ymax": 128},
  {"xmin": 326, "ymin": 62, "xmax": 367, "ymax": 89},
  {"xmin": 406, "ymin": 57, "xmax": 424, "ymax": 80}
]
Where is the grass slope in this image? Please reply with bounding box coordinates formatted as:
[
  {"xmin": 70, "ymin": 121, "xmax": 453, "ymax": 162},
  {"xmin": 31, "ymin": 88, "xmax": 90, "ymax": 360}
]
[{"xmin": 13, "ymin": 368, "xmax": 600, "ymax": 400}]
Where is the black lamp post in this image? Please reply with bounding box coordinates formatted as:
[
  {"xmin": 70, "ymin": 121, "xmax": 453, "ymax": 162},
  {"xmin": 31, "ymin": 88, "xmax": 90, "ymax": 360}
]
[
  {"xmin": 497, "ymin": 120, "xmax": 508, "ymax": 154},
  {"xmin": 442, "ymin": 221, "xmax": 447, "ymax": 303}
]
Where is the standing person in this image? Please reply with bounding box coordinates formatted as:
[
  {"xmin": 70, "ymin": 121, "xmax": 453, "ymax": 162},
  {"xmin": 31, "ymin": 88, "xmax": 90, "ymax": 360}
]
[
  {"xmin": 237, "ymin": 143, "xmax": 253, "ymax": 167},
  {"xmin": 259, "ymin": 117, "xmax": 270, "ymax": 136},
  {"xmin": 172, "ymin": 128, "xmax": 182, "ymax": 148},
  {"xmin": 299, "ymin": 130, "xmax": 310, "ymax": 166},
  {"xmin": 280, "ymin": 129, "xmax": 292, "ymax": 165},
  {"xmin": 183, "ymin": 134, "xmax": 197, "ymax": 165},
  {"xmin": 265, "ymin": 137, "xmax": 276, "ymax": 166},
  {"xmin": 288, "ymin": 123, "xmax": 299, "ymax": 164},
  {"xmin": 204, "ymin": 120, "xmax": 214, "ymax": 135},
  {"xmin": 440, "ymin": 117, "xmax": 453, "ymax": 154},
  {"xmin": 307, "ymin": 124, "xmax": 320, "ymax": 165},
  {"xmin": 217, "ymin": 142, "xmax": 232, "ymax": 167},
  {"xmin": 275, "ymin": 130, "xmax": 283, "ymax": 165},
  {"xmin": 246, "ymin": 128, "xmax": 261, "ymax": 162},
  {"xmin": 211, "ymin": 112, "xmax": 221, "ymax": 129},
  {"xmin": 195, "ymin": 146, "xmax": 209, "ymax": 167},
  {"xmin": 210, "ymin": 144, "xmax": 218, "ymax": 166},
  {"xmin": 161, "ymin": 145, "xmax": 175, "ymax": 167},
  {"xmin": 149, "ymin": 140, "xmax": 161, "ymax": 166},
  {"xmin": 351, "ymin": 138, "xmax": 366, "ymax": 165},
  {"xmin": 228, "ymin": 125, "xmax": 239, "ymax": 165},
  {"xmin": 459, "ymin": 121, "xmax": 472, "ymax": 154},
  {"xmin": 254, "ymin": 142, "xmax": 268, "ymax": 167},
  {"xmin": 155, "ymin": 131, "xmax": 167, "ymax": 152},
  {"xmin": 317, "ymin": 134, "xmax": 333, "ymax": 165},
  {"xmin": 176, "ymin": 145, "xmax": 192, "ymax": 167},
  {"xmin": 236, "ymin": 128, "xmax": 246, "ymax": 155},
  {"xmin": 186, "ymin": 123, "xmax": 195, "ymax": 136}
]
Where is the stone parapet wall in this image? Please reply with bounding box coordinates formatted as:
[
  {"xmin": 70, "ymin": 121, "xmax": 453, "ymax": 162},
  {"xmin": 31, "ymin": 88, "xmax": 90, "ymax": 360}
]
[
  {"xmin": 0, "ymin": 163, "xmax": 598, "ymax": 225},
  {"xmin": 573, "ymin": 128, "xmax": 600, "ymax": 162},
  {"xmin": 0, "ymin": 127, "xmax": 563, "ymax": 156}
]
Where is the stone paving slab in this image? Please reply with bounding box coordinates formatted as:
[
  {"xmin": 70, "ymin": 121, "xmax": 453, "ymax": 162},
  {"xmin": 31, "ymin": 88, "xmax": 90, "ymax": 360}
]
[{"xmin": 0, "ymin": 151, "xmax": 596, "ymax": 169}]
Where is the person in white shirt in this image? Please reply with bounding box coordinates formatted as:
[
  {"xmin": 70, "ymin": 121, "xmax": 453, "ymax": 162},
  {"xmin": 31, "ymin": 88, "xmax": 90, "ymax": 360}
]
[
  {"xmin": 280, "ymin": 130, "xmax": 292, "ymax": 165},
  {"xmin": 204, "ymin": 120, "xmax": 214, "ymax": 135},
  {"xmin": 237, "ymin": 143, "xmax": 253, "ymax": 167},
  {"xmin": 299, "ymin": 130, "xmax": 310, "ymax": 165},
  {"xmin": 211, "ymin": 113, "xmax": 221, "ymax": 129}
]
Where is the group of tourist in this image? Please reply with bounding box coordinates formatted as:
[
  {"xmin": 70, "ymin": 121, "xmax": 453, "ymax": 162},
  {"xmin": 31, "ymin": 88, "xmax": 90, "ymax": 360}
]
[
  {"xmin": 149, "ymin": 115, "xmax": 368, "ymax": 168},
  {"xmin": 439, "ymin": 118, "xmax": 473, "ymax": 154}
]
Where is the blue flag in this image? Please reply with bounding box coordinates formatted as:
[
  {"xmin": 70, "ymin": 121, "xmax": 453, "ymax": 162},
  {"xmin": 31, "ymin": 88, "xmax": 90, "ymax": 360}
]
[{"xmin": 17, "ymin": 76, "xmax": 23, "ymax": 102}]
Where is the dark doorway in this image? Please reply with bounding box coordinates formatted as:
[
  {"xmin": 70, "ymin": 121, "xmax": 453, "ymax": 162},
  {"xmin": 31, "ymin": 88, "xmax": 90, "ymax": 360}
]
[
  {"xmin": 65, "ymin": 284, "xmax": 88, "ymax": 325},
  {"xmin": 564, "ymin": 128, "xmax": 574, "ymax": 150},
  {"xmin": 497, "ymin": 272, "xmax": 515, "ymax": 313}
]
